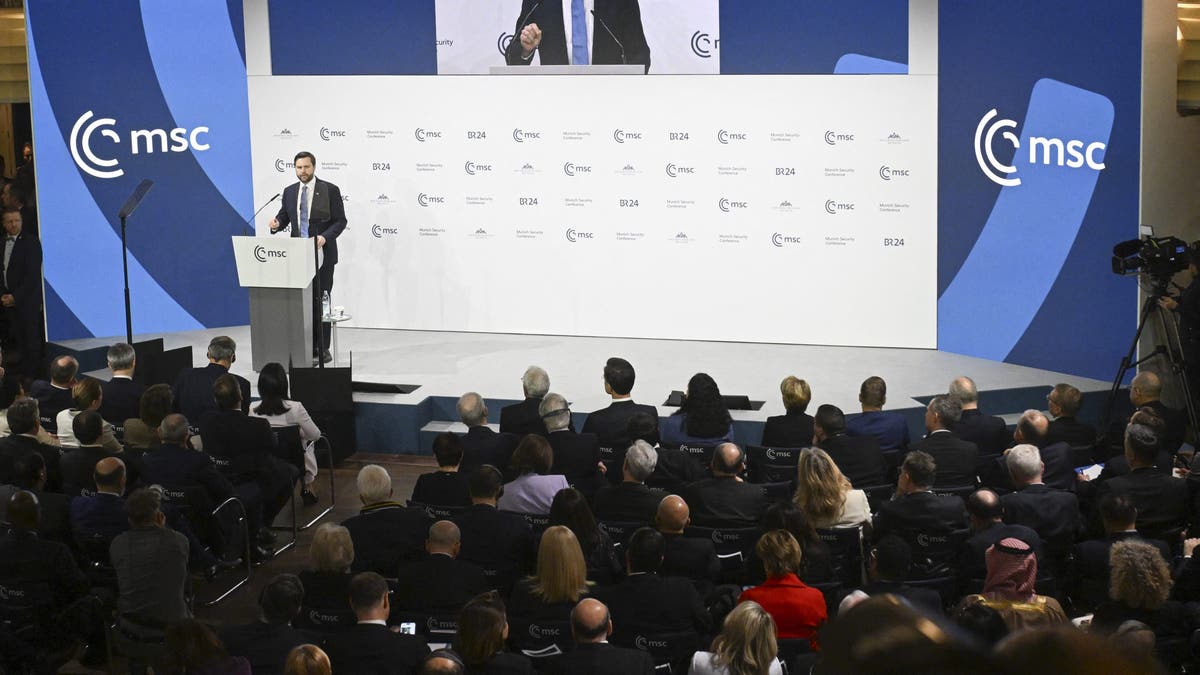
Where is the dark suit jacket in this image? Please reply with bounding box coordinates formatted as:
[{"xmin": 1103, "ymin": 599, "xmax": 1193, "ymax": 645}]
[
  {"xmin": 582, "ymin": 400, "xmax": 658, "ymax": 454},
  {"xmin": 547, "ymin": 641, "xmax": 655, "ymax": 675},
  {"xmin": 505, "ymin": 0, "xmax": 651, "ymax": 73},
  {"xmin": 761, "ymin": 411, "xmax": 815, "ymax": 448},
  {"xmin": 1073, "ymin": 532, "xmax": 1171, "ymax": 610},
  {"xmin": 111, "ymin": 525, "xmax": 191, "ymax": 624},
  {"xmin": 468, "ymin": 652, "xmax": 534, "ymax": 675},
  {"xmin": 0, "ymin": 530, "xmax": 88, "ymax": 611},
  {"xmin": 681, "ymin": 476, "xmax": 766, "ymax": 527},
  {"xmin": 499, "ymin": 398, "xmax": 546, "ymax": 438},
  {"xmin": 659, "ymin": 532, "xmax": 720, "ymax": 589},
  {"xmin": 324, "ymin": 623, "xmax": 430, "ymax": 675},
  {"xmin": 341, "ymin": 501, "xmax": 432, "ymax": 576},
  {"xmin": 819, "ymin": 433, "xmax": 886, "ymax": 487},
  {"xmin": 596, "ymin": 574, "xmax": 710, "ymax": 634},
  {"xmin": 1099, "ymin": 467, "xmax": 1191, "ymax": 536},
  {"xmin": 2, "ymin": 233, "xmax": 44, "ymax": 371},
  {"xmin": 954, "ymin": 409, "xmax": 1010, "ymax": 455},
  {"xmin": 0, "ymin": 433, "xmax": 62, "ymax": 492},
  {"xmin": 99, "ymin": 376, "xmax": 144, "ymax": 427},
  {"xmin": 914, "ymin": 431, "xmax": 978, "ymax": 488},
  {"xmin": 873, "ymin": 491, "xmax": 969, "ymax": 542},
  {"xmin": 1144, "ymin": 399, "xmax": 1186, "ymax": 453},
  {"xmin": 857, "ymin": 580, "xmax": 943, "ymax": 615},
  {"xmin": 173, "ymin": 362, "xmax": 251, "ymax": 421},
  {"xmin": 29, "ymin": 379, "xmax": 72, "ymax": 425},
  {"xmin": 272, "ymin": 177, "xmax": 347, "ymax": 265},
  {"xmin": 411, "ymin": 470, "xmax": 472, "ymax": 508},
  {"xmin": 1038, "ymin": 441, "xmax": 1075, "ymax": 491},
  {"xmin": 453, "ymin": 503, "xmax": 534, "ymax": 591},
  {"xmin": 394, "ymin": 553, "xmax": 488, "ymax": 614},
  {"xmin": 547, "ymin": 429, "xmax": 602, "ymax": 497},
  {"xmin": 959, "ymin": 522, "xmax": 1043, "ymax": 583},
  {"xmin": 138, "ymin": 442, "xmax": 234, "ymax": 506},
  {"xmin": 645, "ymin": 447, "xmax": 700, "ymax": 495},
  {"xmin": 199, "ymin": 409, "xmax": 277, "ymax": 484},
  {"xmin": 26, "ymin": 488, "xmax": 70, "ymax": 545},
  {"xmin": 1000, "ymin": 484, "xmax": 1081, "ymax": 554},
  {"xmin": 219, "ymin": 621, "xmax": 315, "ymax": 675},
  {"xmin": 592, "ymin": 482, "xmax": 666, "ymax": 523},
  {"xmin": 846, "ymin": 410, "xmax": 911, "ymax": 452},
  {"xmin": 59, "ymin": 445, "xmax": 120, "ymax": 498},
  {"xmin": 460, "ymin": 426, "xmax": 518, "ymax": 475},
  {"xmin": 70, "ymin": 491, "xmax": 129, "ymax": 541},
  {"xmin": 1047, "ymin": 416, "xmax": 1097, "ymax": 448}
]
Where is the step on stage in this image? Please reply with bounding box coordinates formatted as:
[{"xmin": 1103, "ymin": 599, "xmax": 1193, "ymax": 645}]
[{"xmin": 56, "ymin": 326, "xmax": 1115, "ymax": 456}]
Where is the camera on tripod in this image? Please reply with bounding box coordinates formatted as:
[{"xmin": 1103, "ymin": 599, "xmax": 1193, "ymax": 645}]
[{"xmin": 1112, "ymin": 235, "xmax": 1191, "ymax": 280}]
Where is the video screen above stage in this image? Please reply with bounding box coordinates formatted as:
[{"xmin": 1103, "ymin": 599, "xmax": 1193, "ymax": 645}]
[
  {"xmin": 248, "ymin": 73, "xmax": 936, "ymax": 348},
  {"xmin": 267, "ymin": 0, "xmax": 909, "ymax": 76}
]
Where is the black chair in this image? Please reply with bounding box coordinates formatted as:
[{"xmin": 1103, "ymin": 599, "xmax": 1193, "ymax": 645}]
[
  {"xmin": 932, "ymin": 485, "xmax": 976, "ymax": 500},
  {"xmin": 106, "ymin": 615, "xmax": 168, "ymax": 675},
  {"xmin": 272, "ymin": 425, "xmax": 338, "ymax": 530},
  {"xmin": 817, "ymin": 525, "xmax": 865, "ymax": 587},
  {"xmin": 746, "ymin": 445, "xmax": 803, "ymax": 484},
  {"xmin": 407, "ymin": 501, "xmax": 468, "ymax": 520},
  {"xmin": 75, "ymin": 532, "xmax": 118, "ymax": 588},
  {"xmin": 776, "ymin": 637, "xmax": 813, "ymax": 665},
  {"xmin": 158, "ymin": 484, "xmax": 252, "ymax": 606},
  {"xmin": 904, "ymin": 528, "xmax": 970, "ymax": 607},
  {"xmin": 394, "ymin": 611, "xmax": 459, "ymax": 647},
  {"xmin": 683, "ymin": 525, "xmax": 761, "ymax": 580},
  {"xmin": 514, "ymin": 512, "xmax": 552, "ymax": 538},
  {"xmin": 760, "ymin": 480, "xmax": 793, "ymax": 504},
  {"xmin": 507, "ymin": 617, "xmax": 573, "ymax": 661},
  {"xmin": 294, "ymin": 604, "xmax": 356, "ymax": 631},
  {"xmin": 0, "ymin": 579, "xmax": 54, "ymax": 650},
  {"xmin": 677, "ymin": 443, "xmax": 718, "ymax": 470},
  {"xmin": 861, "ymin": 484, "xmax": 896, "ymax": 513},
  {"xmin": 597, "ymin": 520, "xmax": 645, "ymax": 553},
  {"xmin": 612, "ymin": 628, "xmax": 700, "ymax": 674}
]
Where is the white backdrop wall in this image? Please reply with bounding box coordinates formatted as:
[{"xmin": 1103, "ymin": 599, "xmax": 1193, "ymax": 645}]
[
  {"xmin": 248, "ymin": 74, "xmax": 936, "ymax": 348},
  {"xmin": 434, "ymin": 0, "xmax": 721, "ymax": 74}
]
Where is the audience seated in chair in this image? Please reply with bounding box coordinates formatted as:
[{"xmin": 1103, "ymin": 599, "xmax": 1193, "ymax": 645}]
[
  {"xmin": 541, "ymin": 392, "xmax": 604, "ymax": 498},
  {"xmin": 847, "ymin": 534, "xmax": 943, "ymax": 615},
  {"xmin": 690, "ymin": 600, "xmax": 784, "ymax": 675},
  {"xmin": 682, "ymin": 442, "xmax": 766, "ymax": 527},
  {"xmin": 737, "ymin": 529, "xmax": 827, "ymax": 648},
  {"xmin": 872, "ymin": 451, "xmax": 969, "ymax": 564},
  {"xmin": 549, "ymin": 487, "xmax": 622, "ymax": 584},
  {"xmin": 959, "ymin": 488, "xmax": 1043, "ymax": 587},
  {"xmin": 793, "ymin": 447, "xmax": 871, "ymax": 530},
  {"xmin": 297, "ymin": 523, "xmax": 357, "ymax": 629},
  {"xmin": 1097, "ymin": 421, "xmax": 1191, "ymax": 538},
  {"xmin": 954, "ymin": 537, "xmax": 1066, "ymax": 631},
  {"xmin": 284, "ymin": 644, "xmax": 331, "ymax": 675},
  {"xmin": 173, "ymin": 335, "xmax": 251, "ymax": 420},
  {"xmin": 56, "ymin": 379, "xmax": 123, "ymax": 453},
  {"xmin": 846, "ymin": 376, "xmax": 910, "ymax": 453},
  {"xmin": 507, "ymin": 525, "xmax": 593, "ymax": 627},
  {"xmin": 412, "ymin": 431, "xmax": 472, "ymax": 508},
  {"xmin": 633, "ymin": 412, "xmax": 699, "ymax": 494},
  {"xmin": 0, "ymin": 397, "xmax": 64, "ymax": 491},
  {"xmin": 71, "ymin": 456, "xmax": 130, "ymax": 541},
  {"xmin": 947, "ymin": 376, "xmax": 1009, "ymax": 456},
  {"xmin": 453, "ymin": 465, "xmax": 535, "ymax": 593},
  {"xmin": 581, "ymin": 357, "xmax": 659, "ymax": 468},
  {"xmin": 122, "ymin": 384, "xmax": 172, "ymax": 450},
  {"xmin": 1073, "ymin": 493, "xmax": 1171, "ymax": 612},
  {"xmin": 760, "ymin": 375, "xmax": 814, "ymax": 449},
  {"xmin": 1091, "ymin": 539, "xmax": 1195, "ymax": 640},
  {"xmin": 323, "ymin": 572, "xmax": 430, "ymax": 675},
  {"xmin": 815, "ymin": 404, "xmax": 886, "ymax": 488},
  {"xmin": 911, "ymin": 396, "xmax": 977, "ymax": 489},
  {"xmin": 456, "ymin": 392, "xmax": 517, "ymax": 476},
  {"xmin": 250, "ymin": 362, "xmax": 323, "ymax": 504},
  {"xmin": 595, "ymin": 527, "xmax": 710, "ymax": 638},
  {"xmin": 0, "ymin": 450, "xmax": 70, "ymax": 544},
  {"xmin": 744, "ymin": 501, "xmax": 833, "ymax": 586},
  {"xmin": 656, "ymin": 495, "xmax": 720, "ymax": 594},
  {"xmin": 394, "ymin": 520, "xmax": 488, "ymax": 615},
  {"xmin": 59, "ymin": 410, "xmax": 122, "ymax": 497},
  {"xmin": 112, "ymin": 488, "xmax": 192, "ymax": 631},
  {"xmin": 163, "ymin": 618, "xmax": 251, "ymax": 675},
  {"xmin": 546, "ymin": 598, "xmax": 655, "ymax": 675},
  {"xmin": 99, "ymin": 341, "xmax": 144, "ymax": 427},
  {"xmin": 661, "ymin": 373, "xmax": 734, "ymax": 448},
  {"xmin": 592, "ymin": 440, "xmax": 667, "ymax": 523},
  {"xmin": 220, "ymin": 573, "xmax": 314, "ymax": 675},
  {"xmin": 1045, "ymin": 383, "xmax": 1096, "ymax": 448},
  {"xmin": 499, "ymin": 366, "xmax": 551, "ymax": 438},
  {"xmin": 498, "ymin": 433, "xmax": 570, "ymax": 515},
  {"xmin": 998, "ymin": 444, "xmax": 1081, "ymax": 564},
  {"xmin": 453, "ymin": 590, "xmax": 534, "ymax": 675},
  {"xmin": 29, "ymin": 355, "xmax": 78, "ymax": 430},
  {"xmin": 342, "ymin": 464, "xmax": 430, "ymax": 576}
]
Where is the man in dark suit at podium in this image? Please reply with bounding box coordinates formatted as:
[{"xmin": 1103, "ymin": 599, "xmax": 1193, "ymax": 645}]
[
  {"xmin": 269, "ymin": 151, "xmax": 347, "ymax": 365},
  {"xmin": 505, "ymin": 0, "xmax": 651, "ymax": 73}
]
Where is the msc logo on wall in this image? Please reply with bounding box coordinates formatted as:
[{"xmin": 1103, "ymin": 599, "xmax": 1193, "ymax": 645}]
[
  {"xmin": 70, "ymin": 110, "xmax": 210, "ymax": 179},
  {"xmin": 464, "ymin": 161, "xmax": 493, "ymax": 175},
  {"xmin": 274, "ymin": 159, "xmax": 294, "ymax": 172},
  {"xmin": 613, "ymin": 129, "xmax": 642, "ymax": 143},
  {"xmin": 371, "ymin": 224, "xmax": 399, "ymax": 238},
  {"xmin": 974, "ymin": 108, "xmax": 1107, "ymax": 187},
  {"xmin": 879, "ymin": 166, "xmax": 910, "ymax": 180},
  {"xmin": 772, "ymin": 233, "xmax": 802, "ymax": 248},
  {"xmin": 665, "ymin": 163, "xmax": 695, "ymax": 178},
  {"xmin": 417, "ymin": 193, "xmax": 445, "ymax": 207},
  {"xmin": 718, "ymin": 198, "xmax": 748, "ymax": 213},
  {"xmin": 691, "ymin": 31, "xmax": 718, "ymax": 58},
  {"xmin": 565, "ymin": 228, "xmax": 594, "ymax": 242},
  {"xmin": 512, "ymin": 128, "xmax": 541, "ymax": 143},
  {"xmin": 563, "ymin": 162, "xmax": 592, "ymax": 176},
  {"xmin": 414, "ymin": 128, "xmax": 443, "ymax": 142},
  {"xmin": 717, "ymin": 129, "xmax": 747, "ymax": 144},
  {"xmin": 825, "ymin": 200, "xmax": 855, "ymax": 214},
  {"xmin": 319, "ymin": 127, "xmax": 346, "ymax": 141},
  {"xmin": 497, "ymin": 32, "xmax": 514, "ymax": 56},
  {"xmin": 824, "ymin": 130, "xmax": 854, "ymax": 145}
]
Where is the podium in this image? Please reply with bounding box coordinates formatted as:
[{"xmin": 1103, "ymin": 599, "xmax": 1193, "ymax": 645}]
[
  {"xmin": 231, "ymin": 235, "xmax": 316, "ymax": 372},
  {"xmin": 488, "ymin": 64, "xmax": 646, "ymax": 75}
]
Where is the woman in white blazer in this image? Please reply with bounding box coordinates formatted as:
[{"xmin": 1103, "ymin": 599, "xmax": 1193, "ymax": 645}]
[{"xmin": 251, "ymin": 362, "xmax": 322, "ymax": 504}]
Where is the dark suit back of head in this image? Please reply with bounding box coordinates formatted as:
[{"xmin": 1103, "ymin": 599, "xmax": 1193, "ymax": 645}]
[
  {"xmin": 1017, "ymin": 411, "xmax": 1048, "ymax": 445},
  {"xmin": 207, "ymin": 335, "xmax": 237, "ymax": 364},
  {"xmin": 627, "ymin": 527, "xmax": 664, "ymax": 573},
  {"xmin": 712, "ymin": 443, "xmax": 745, "ymax": 475},
  {"xmin": 468, "ymin": 464, "xmax": 504, "ymax": 500},
  {"xmin": 261, "ymin": 573, "xmax": 305, "ymax": 624},
  {"xmin": 903, "ymin": 451, "xmax": 937, "ymax": 488},
  {"xmin": 350, "ymin": 571, "xmax": 389, "ymax": 613},
  {"xmin": 7, "ymin": 489, "xmax": 38, "ymax": 530},
  {"xmin": 966, "ymin": 489, "xmax": 1002, "ymax": 521},
  {"xmin": 50, "ymin": 356, "xmax": 79, "ymax": 386},
  {"xmin": 871, "ymin": 534, "xmax": 912, "ymax": 581},
  {"xmin": 13, "ymin": 451, "xmax": 45, "ymax": 490},
  {"xmin": 73, "ymin": 410, "xmax": 103, "ymax": 446},
  {"xmin": 571, "ymin": 598, "xmax": 611, "ymax": 643},
  {"xmin": 213, "ymin": 373, "xmax": 242, "ymax": 411},
  {"xmin": 1099, "ymin": 493, "xmax": 1137, "ymax": 529},
  {"xmin": 627, "ymin": 411, "xmax": 660, "ymax": 446},
  {"xmin": 928, "ymin": 395, "xmax": 962, "ymax": 428},
  {"xmin": 7, "ymin": 397, "xmax": 38, "ymax": 435},
  {"xmin": 125, "ymin": 487, "xmax": 162, "ymax": 527},
  {"xmin": 1125, "ymin": 424, "xmax": 1159, "ymax": 464},
  {"xmin": 815, "ymin": 404, "xmax": 846, "ymax": 435},
  {"xmin": 604, "ymin": 358, "xmax": 635, "ymax": 396},
  {"xmin": 434, "ymin": 432, "xmax": 464, "ymax": 468},
  {"xmin": 94, "ymin": 457, "xmax": 125, "ymax": 492},
  {"xmin": 159, "ymin": 413, "xmax": 190, "ymax": 444}
]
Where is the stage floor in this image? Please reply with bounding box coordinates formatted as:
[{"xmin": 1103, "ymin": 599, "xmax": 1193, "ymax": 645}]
[{"xmin": 62, "ymin": 324, "xmax": 1112, "ymax": 425}]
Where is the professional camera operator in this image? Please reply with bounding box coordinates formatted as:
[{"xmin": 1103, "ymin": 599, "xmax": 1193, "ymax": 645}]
[{"xmin": 1157, "ymin": 247, "xmax": 1200, "ymax": 406}]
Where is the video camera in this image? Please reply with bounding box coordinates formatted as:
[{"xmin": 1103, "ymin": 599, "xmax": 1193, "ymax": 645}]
[{"xmin": 1111, "ymin": 235, "xmax": 1192, "ymax": 279}]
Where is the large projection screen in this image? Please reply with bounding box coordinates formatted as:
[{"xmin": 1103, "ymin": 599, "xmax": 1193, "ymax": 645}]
[{"xmin": 247, "ymin": 74, "xmax": 936, "ymax": 348}]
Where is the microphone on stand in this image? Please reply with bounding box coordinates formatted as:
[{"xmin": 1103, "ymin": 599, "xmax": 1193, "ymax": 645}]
[
  {"xmin": 243, "ymin": 193, "xmax": 280, "ymax": 236},
  {"xmin": 590, "ymin": 10, "xmax": 626, "ymax": 65}
]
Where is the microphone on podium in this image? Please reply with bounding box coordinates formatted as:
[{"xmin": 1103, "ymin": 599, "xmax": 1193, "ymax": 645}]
[
  {"xmin": 243, "ymin": 193, "xmax": 280, "ymax": 236},
  {"xmin": 590, "ymin": 10, "xmax": 626, "ymax": 65}
]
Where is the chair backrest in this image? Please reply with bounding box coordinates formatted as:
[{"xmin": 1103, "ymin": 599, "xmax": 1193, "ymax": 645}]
[
  {"xmin": 760, "ymin": 481, "xmax": 793, "ymax": 505},
  {"xmin": 746, "ymin": 445, "xmax": 803, "ymax": 484},
  {"xmin": 683, "ymin": 525, "xmax": 761, "ymax": 574},
  {"xmin": 0, "ymin": 579, "xmax": 54, "ymax": 637},
  {"xmin": 394, "ymin": 611, "xmax": 460, "ymax": 640},
  {"xmin": 906, "ymin": 528, "xmax": 970, "ymax": 580},
  {"xmin": 776, "ymin": 638, "xmax": 813, "ymax": 664},
  {"xmin": 816, "ymin": 525, "xmax": 865, "ymax": 587},
  {"xmin": 612, "ymin": 629, "xmax": 701, "ymax": 673},
  {"xmin": 861, "ymin": 484, "xmax": 897, "ymax": 513},
  {"xmin": 407, "ymin": 501, "xmax": 467, "ymax": 520},
  {"xmin": 932, "ymin": 485, "xmax": 976, "ymax": 500},
  {"xmin": 295, "ymin": 605, "xmax": 356, "ymax": 631},
  {"xmin": 508, "ymin": 616, "xmax": 573, "ymax": 658},
  {"xmin": 676, "ymin": 443, "xmax": 717, "ymax": 468},
  {"xmin": 597, "ymin": 520, "xmax": 645, "ymax": 551},
  {"xmin": 517, "ymin": 512, "xmax": 551, "ymax": 537},
  {"xmin": 271, "ymin": 425, "xmax": 305, "ymax": 468}
]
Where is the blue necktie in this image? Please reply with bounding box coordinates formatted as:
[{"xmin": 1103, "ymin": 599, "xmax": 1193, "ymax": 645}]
[
  {"xmin": 571, "ymin": 0, "xmax": 589, "ymax": 65},
  {"xmin": 299, "ymin": 184, "xmax": 310, "ymax": 238}
]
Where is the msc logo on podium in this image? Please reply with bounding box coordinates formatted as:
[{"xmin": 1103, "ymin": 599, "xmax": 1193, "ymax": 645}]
[
  {"xmin": 70, "ymin": 110, "xmax": 210, "ymax": 179},
  {"xmin": 253, "ymin": 245, "xmax": 287, "ymax": 263}
]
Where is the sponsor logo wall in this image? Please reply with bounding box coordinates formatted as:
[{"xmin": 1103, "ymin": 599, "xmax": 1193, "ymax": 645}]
[{"xmin": 248, "ymin": 75, "xmax": 936, "ymax": 347}]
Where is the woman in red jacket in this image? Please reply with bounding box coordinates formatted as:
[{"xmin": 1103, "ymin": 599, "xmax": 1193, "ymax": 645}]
[{"xmin": 738, "ymin": 529, "xmax": 828, "ymax": 649}]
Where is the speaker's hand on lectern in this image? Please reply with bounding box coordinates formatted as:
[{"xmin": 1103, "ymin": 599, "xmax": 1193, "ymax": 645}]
[
  {"xmin": 269, "ymin": 217, "xmax": 280, "ymax": 233},
  {"xmin": 520, "ymin": 23, "xmax": 541, "ymax": 58},
  {"xmin": 316, "ymin": 235, "xmax": 326, "ymax": 248}
]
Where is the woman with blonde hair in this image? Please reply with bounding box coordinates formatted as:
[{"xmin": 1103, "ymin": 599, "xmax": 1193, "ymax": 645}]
[
  {"xmin": 761, "ymin": 376, "xmax": 814, "ymax": 448},
  {"xmin": 691, "ymin": 601, "xmax": 783, "ymax": 675},
  {"xmin": 284, "ymin": 644, "xmax": 331, "ymax": 675},
  {"xmin": 506, "ymin": 525, "xmax": 592, "ymax": 623},
  {"xmin": 793, "ymin": 447, "xmax": 870, "ymax": 530},
  {"xmin": 297, "ymin": 523, "xmax": 356, "ymax": 628}
]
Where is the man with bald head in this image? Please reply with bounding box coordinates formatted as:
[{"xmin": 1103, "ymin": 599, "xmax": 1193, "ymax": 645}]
[
  {"xmin": 1009, "ymin": 409, "xmax": 1073, "ymax": 491},
  {"xmin": 656, "ymin": 495, "xmax": 719, "ymax": 592},
  {"xmin": 29, "ymin": 355, "xmax": 78, "ymax": 424},
  {"xmin": 948, "ymin": 376, "xmax": 1009, "ymax": 455},
  {"xmin": 394, "ymin": 520, "xmax": 487, "ymax": 615},
  {"xmin": 680, "ymin": 443, "xmax": 765, "ymax": 527},
  {"xmin": 1129, "ymin": 371, "xmax": 1185, "ymax": 453},
  {"xmin": 70, "ymin": 456, "xmax": 129, "ymax": 541},
  {"xmin": 456, "ymin": 392, "xmax": 517, "ymax": 473},
  {"xmin": 547, "ymin": 598, "xmax": 654, "ymax": 675},
  {"xmin": 961, "ymin": 488, "xmax": 1043, "ymax": 584}
]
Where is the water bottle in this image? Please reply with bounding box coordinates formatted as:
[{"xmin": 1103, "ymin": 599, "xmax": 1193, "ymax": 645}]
[{"xmin": 322, "ymin": 291, "xmax": 331, "ymax": 319}]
